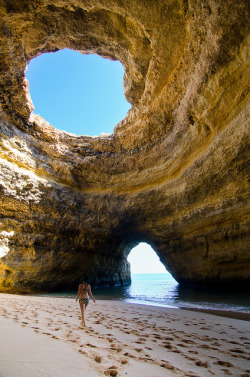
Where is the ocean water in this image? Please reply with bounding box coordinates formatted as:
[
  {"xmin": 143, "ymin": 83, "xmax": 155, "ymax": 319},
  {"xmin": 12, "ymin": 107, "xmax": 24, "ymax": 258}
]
[
  {"xmin": 92, "ymin": 273, "xmax": 250, "ymax": 313},
  {"xmin": 48, "ymin": 273, "xmax": 250, "ymax": 313}
]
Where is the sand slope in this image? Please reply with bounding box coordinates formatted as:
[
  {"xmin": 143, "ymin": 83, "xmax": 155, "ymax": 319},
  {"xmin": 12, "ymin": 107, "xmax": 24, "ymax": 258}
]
[{"xmin": 0, "ymin": 294, "xmax": 250, "ymax": 377}]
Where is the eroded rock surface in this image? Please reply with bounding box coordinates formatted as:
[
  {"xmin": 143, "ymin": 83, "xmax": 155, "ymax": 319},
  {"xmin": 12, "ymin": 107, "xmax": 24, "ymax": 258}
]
[{"xmin": 0, "ymin": 0, "xmax": 249, "ymax": 292}]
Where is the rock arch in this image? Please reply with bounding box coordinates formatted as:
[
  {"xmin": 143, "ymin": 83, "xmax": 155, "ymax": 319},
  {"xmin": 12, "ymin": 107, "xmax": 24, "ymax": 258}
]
[{"xmin": 0, "ymin": 0, "xmax": 249, "ymax": 292}]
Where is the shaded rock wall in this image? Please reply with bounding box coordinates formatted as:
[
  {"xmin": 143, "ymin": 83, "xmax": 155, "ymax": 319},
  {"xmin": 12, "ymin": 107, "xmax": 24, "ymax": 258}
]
[{"xmin": 0, "ymin": 0, "xmax": 249, "ymax": 292}]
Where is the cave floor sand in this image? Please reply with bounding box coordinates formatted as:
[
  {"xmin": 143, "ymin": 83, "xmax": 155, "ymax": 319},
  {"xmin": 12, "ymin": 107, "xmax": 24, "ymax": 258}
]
[{"xmin": 0, "ymin": 294, "xmax": 250, "ymax": 377}]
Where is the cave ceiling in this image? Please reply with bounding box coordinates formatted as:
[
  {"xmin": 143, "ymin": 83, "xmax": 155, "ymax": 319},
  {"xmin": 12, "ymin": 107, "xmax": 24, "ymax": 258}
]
[{"xmin": 0, "ymin": 0, "xmax": 249, "ymax": 292}]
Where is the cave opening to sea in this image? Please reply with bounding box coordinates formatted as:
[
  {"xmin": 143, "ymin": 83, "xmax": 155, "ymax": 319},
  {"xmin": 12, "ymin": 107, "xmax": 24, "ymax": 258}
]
[
  {"xmin": 122, "ymin": 242, "xmax": 179, "ymax": 305},
  {"xmin": 26, "ymin": 48, "xmax": 131, "ymax": 137},
  {"xmin": 91, "ymin": 242, "xmax": 179, "ymax": 305},
  {"xmin": 127, "ymin": 243, "xmax": 167, "ymax": 275}
]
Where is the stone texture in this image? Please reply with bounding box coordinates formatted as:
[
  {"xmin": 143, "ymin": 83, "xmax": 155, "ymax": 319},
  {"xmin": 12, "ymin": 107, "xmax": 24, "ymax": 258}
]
[{"xmin": 0, "ymin": 0, "xmax": 249, "ymax": 293}]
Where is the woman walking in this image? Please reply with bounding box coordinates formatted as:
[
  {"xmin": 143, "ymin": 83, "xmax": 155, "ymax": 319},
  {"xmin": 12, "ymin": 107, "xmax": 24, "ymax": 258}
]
[{"xmin": 76, "ymin": 279, "xmax": 95, "ymax": 327}]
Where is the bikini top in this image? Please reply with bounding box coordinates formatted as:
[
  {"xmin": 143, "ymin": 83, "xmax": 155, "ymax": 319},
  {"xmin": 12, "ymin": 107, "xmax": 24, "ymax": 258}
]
[{"xmin": 80, "ymin": 286, "xmax": 88, "ymax": 293}]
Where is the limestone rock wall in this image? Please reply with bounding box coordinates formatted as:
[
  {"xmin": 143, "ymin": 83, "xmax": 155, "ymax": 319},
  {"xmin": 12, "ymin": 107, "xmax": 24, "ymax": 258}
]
[{"xmin": 0, "ymin": 0, "xmax": 249, "ymax": 292}]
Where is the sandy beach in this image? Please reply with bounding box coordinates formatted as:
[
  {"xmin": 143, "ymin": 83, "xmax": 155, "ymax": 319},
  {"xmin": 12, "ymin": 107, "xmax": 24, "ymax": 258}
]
[{"xmin": 0, "ymin": 294, "xmax": 250, "ymax": 377}]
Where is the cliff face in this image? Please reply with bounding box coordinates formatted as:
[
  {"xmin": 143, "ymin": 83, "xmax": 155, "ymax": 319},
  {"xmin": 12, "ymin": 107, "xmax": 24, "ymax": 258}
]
[{"xmin": 0, "ymin": 0, "xmax": 249, "ymax": 292}]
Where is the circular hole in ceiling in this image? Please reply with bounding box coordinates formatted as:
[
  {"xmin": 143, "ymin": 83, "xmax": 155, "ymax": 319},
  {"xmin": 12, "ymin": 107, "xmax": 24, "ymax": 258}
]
[{"xmin": 26, "ymin": 48, "xmax": 131, "ymax": 137}]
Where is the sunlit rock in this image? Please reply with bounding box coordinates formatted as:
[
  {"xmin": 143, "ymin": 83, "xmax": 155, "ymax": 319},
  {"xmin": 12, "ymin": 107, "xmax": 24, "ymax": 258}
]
[{"xmin": 0, "ymin": 0, "xmax": 249, "ymax": 292}]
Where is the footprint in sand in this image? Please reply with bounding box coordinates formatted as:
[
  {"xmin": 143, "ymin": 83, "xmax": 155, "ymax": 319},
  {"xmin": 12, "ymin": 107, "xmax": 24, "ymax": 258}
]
[
  {"xmin": 134, "ymin": 348, "xmax": 142, "ymax": 352},
  {"xmin": 86, "ymin": 343, "xmax": 97, "ymax": 348},
  {"xmin": 110, "ymin": 344, "xmax": 123, "ymax": 352},
  {"xmin": 163, "ymin": 343, "xmax": 172, "ymax": 350},
  {"xmin": 171, "ymin": 348, "xmax": 181, "ymax": 354},
  {"xmin": 78, "ymin": 349, "xmax": 87, "ymax": 355},
  {"xmin": 229, "ymin": 348, "xmax": 245, "ymax": 354},
  {"xmin": 107, "ymin": 338, "xmax": 115, "ymax": 343},
  {"xmin": 200, "ymin": 344, "xmax": 211, "ymax": 349},
  {"xmin": 214, "ymin": 360, "xmax": 233, "ymax": 368},
  {"xmin": 188, "ymin": 350, "xmax": 198, "ymax": 355},
  {"xmin": 154, "ymin": 334, "xmax": 162, "ymax": 340},
  {"xmin": 184, "ymin": 339, "xmax": 195, "ymax": 344},
  {"xmin": 176, "ymin": 343, "xmax": 187, "ymax": 348},
  {"xmin": 184, "ymin": 355, "xmax": 198, "ymax": 362},
  {"xmin": 104, "ymin": 366, "xmax": 119, "ymax": 376},
  {"xmin": 212, "ymin": 341, "xmax": 220, "ymax": 346},
  {"xmin": 138, "ymin": 356, "xmax": 154, "ymax": 362},
  {"xmin": 195, "ymin": 360, "xmax": 210, "ymax": 368},
  {"xmin": 160, "ymin": 362, "xmax": 175, "ymax": 370},
  {"xmin": 123, "ymin": 352, "xmax": 136, "ymax": 359},
  {"xmin": 94, "ymin": 355, "xmax": 102, "ymax": 363},
  {"xmin": 69, "ymin": 339, "xmax": 78, "ymax": 343},
  {"xmin": 165, "ymin": 336, "xmax": 174, "ymax": 341},
  {"xmin": 220, "ymin": 368, "xmax": 233, "ymax": 375}
]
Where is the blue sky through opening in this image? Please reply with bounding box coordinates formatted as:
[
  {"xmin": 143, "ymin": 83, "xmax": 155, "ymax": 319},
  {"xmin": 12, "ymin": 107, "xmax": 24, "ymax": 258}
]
[
  {"xmin": 26, "ymin": 49, "xmax": 131, "ymax": 136},
  {"xmin": 26, "ymin": 51, "xmax": 167, "ymax": 274}
]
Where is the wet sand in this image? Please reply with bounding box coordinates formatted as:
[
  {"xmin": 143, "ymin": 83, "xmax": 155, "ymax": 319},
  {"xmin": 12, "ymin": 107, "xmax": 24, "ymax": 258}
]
[
  {"xmin": 181, "ymin": 307, "xmax": 250, "ymax": 322},
  {"xmin": 0, "ymin": 293, "xmax": 250, "ymax": 377}
]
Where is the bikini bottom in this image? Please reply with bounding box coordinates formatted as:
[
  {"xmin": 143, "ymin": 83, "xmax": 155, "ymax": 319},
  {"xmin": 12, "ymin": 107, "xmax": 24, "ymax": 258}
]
[{"xmin": 80, "ymin": 298, "xmax": 89, "ymax": 305}]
